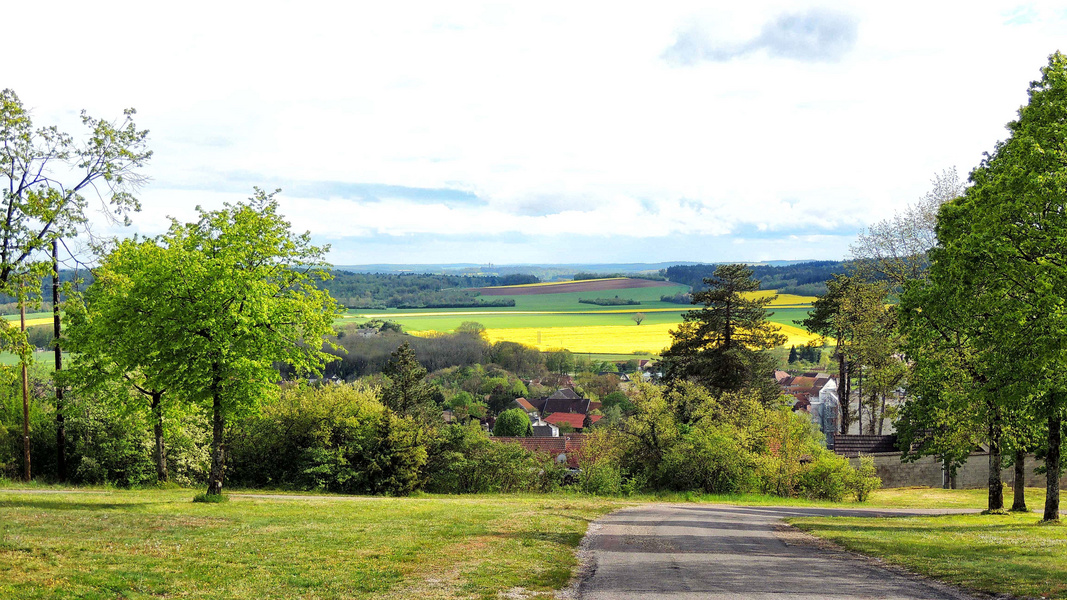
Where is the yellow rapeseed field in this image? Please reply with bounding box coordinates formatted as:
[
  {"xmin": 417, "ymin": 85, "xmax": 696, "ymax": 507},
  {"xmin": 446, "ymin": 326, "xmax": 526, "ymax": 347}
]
[{"xmin": 478, "ymin": 322, "xmax": 822, "ymax": 355}]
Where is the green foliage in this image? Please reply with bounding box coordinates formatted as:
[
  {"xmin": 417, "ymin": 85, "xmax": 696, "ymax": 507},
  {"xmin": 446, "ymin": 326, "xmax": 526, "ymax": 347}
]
[
  {"xmin": 605, "ymin": 382, "xmax": 870, "ymax": 500},
  {"xmin": 897, "ymin": 54, "xmax": 1067, "ymax": 517},
  {"xmin": 850, "ymin": 455, "xmax": 882, "ymax": 502},
  {"xmin": 545, "ymin": 349, "xmax": 574, "ymax": 376},
  {"xmin": 67, "ymin": 189, "xmax": 342, "ymax": 495},
  {"xmin": 228, "ymin": 383, "xmax": 426, "ymax": 495},
  {"xmin": 423, "ymin": 423, "xmax": 564, "ymax": 493},
  {"xmin": 381, "ymin": 342, "xmax": 437, "ymax": 420},
  {"xmin": 493, "ymin": 408, "xmax": 533, "ymax": 437},
  {"xmin": 191, "ymin": 492, "xmax": 229, "ymax": 503},
  {"xmin": 487, "ymin": 340, "xmax": 546, "ymax": 378},
  {"xmin": 662, "ymin": 264, "xmax": 786, "ymax": 402}
]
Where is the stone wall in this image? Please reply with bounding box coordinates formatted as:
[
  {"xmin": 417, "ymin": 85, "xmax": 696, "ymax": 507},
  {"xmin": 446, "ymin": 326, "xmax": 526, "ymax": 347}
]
[{"xmin": 850, "ymin": 452, "xmax": 1067, "ymax": 489}]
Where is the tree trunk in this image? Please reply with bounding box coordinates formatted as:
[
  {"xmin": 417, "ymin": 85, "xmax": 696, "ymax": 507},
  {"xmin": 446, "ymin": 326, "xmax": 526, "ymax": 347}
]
[
  {"xmin": 20, "ymin": 297, "xmax": 30, "ymax": 482},
  {"xmin": 206, "ymin": 365, "xmax": 225, "ymax": 496},
  {"xmin": 856, "ymin": 365, "xmax": 863, "ymax": 435},
  {"xmin": 877, "ymin": 392, "xmax": 887, "ymax": 435},
  {"xmin": 838, "ymin": 346, "xmax": 850, "ymax": 435},
  {"xmin": 1044, "ymin": 409, "xmax": 1061, "ymax": 522},
  {"xmin": 1011, "ymin": 449, "xmax": 1027, "ymax": 512},
  {"xmin": 151, "ymin": 393, "xmax": 167, "ymax": 483},
  {"xmin": 53, "ymin": 240, "xmax": 66, "ymax": 482},
  {"xmin": 987, "ymin": 419, "xmax": 1004, "ymax": 511}
]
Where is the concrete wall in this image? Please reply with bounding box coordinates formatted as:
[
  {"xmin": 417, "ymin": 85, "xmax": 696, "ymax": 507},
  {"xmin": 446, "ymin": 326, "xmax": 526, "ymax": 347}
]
[{"xmin": 850, "ymin": 452, "xmax": 1067, "ymax": 489}]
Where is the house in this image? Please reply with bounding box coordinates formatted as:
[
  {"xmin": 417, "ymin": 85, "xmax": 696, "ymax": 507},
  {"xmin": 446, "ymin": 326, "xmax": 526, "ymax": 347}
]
[
  {"xmin": 544, "ymin": 412, "xmax": 602, "ymax": 432},
  {"xmin": 491, "ymin": 434, "xmax": 587, "ymax": 467},
  {"xmin": 777, "ymin": 372, "xmax": 839, "ymax": 446},
  {"xmin": 529, "ymin": 388, "xmax": 598, "ymax": 417},
  {"xmin": 512, "ymin": 397, "xmax": 539, "ymax": 420},
  {"xmin": 531, "ymin": 417, "xmax": 559, "ymax": 438}
]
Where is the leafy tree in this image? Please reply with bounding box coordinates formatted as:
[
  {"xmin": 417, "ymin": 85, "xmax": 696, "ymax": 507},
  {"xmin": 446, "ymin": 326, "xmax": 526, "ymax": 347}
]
[
  {"xmin": 661, "ymin": 264, "xmax": 785, "ymax": 402},
  {"xmin": 849, "ymin": 167, "xmax": 964, "ymax": 287},
  {"xmin": 493, "ymin": 408, "xmax": 532, "ymax": 437},
  {"xmin": 0, "ymin": 89, "xmax": 151, "ymax": 480},
  {"xmin": 898, "ymin": 53, "xmax": 1067, "ymax": 519},
  {"xmin": 632, "ymin": 312, "xmax": 645, "ymax": 325},
  {"xmin": 601, "ymin": 390, "xmax": 635, "ymax": 414},
  {"xmin": 544, "ymin": 349, "xmax": 574, "ymax": 377},
  {"xmin": 802, "ymin": 275, "xmax": 896, "ymax": 434},
  {"xmin": 71, "ymin": 189, "xmax": 341, "ymax": 496}
]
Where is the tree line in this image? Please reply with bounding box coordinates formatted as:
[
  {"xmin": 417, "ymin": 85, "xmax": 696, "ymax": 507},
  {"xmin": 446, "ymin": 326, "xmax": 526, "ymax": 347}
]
[{"xmin": 662, "ymin": 261, "xmax": 845, "ymax": 296}]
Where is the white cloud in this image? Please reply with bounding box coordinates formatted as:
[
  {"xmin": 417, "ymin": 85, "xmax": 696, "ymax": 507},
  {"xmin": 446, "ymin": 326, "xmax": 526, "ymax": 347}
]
[{"xmin": 12, "ymin": 1, "xmax": 1067, "ymax": 263}]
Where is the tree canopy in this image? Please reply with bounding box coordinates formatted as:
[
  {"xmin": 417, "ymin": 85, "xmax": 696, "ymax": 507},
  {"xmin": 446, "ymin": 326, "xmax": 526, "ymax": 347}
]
[
  {"xmin": 899, "ymin": 52, "xmax": 1067, "ymax": 520},
  {"xmin": 67, "ymin": 189, "xmax": 341, "ymax": 495},
  {"xmin": 662, "ymin": 264, "xmax": 785, "ymax": 401}
]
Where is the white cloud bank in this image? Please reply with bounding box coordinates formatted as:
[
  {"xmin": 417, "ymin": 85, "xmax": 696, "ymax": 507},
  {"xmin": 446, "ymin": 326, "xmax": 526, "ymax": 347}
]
[{"xmin": 7, "ymin": 1, "xmax": 1067, "ymax": 263}]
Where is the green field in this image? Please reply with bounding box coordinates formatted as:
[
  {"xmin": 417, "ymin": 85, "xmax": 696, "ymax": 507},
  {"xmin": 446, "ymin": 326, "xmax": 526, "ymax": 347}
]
[
  {"xmin": 791, "ymin": 496, "xmax": 1065, "ymax": 600},
  {"xmin": 345, "ymin": 284, "xmax": 813, "ymax": 336}
]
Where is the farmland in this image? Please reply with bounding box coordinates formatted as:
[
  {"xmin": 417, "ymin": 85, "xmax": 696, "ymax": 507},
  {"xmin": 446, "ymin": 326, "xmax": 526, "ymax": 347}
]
[{"xmin": 346, "ymin": 278, "xmax": 821, "ymax": 355}]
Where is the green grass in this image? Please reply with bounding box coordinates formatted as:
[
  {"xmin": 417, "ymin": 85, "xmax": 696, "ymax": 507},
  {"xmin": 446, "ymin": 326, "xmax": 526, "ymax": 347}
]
[
  {"xmin": 0, "ymin": 488, "xmax": 627, "ymax": 599},
  {"xmin": 1, "ymin": 483, "xmax": 1039, "ymax": 598},
  {"xmin": 347, "ymin": 309, "xmax": 687, "ymax": 333},
  {"xmin": 790, "ymin": 488, "xmax": 1065, "ymax": 599},
  {"xmin": 1, "ymin": 312, "xmax": 53, "ymax": 322},
  {"xmin": 340, "ymin": 286, "xmax": 814, "ymax": 336}
]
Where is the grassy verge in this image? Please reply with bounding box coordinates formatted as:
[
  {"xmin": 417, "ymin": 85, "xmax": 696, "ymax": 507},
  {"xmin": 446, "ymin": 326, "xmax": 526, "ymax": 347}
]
[
  {"xmin": 790, "ymin": 490, "xmax": 1065, "ymax": 600},
  {"xmin": 0, "ymin": 488, "xmax": 628, "ymax": 599}
]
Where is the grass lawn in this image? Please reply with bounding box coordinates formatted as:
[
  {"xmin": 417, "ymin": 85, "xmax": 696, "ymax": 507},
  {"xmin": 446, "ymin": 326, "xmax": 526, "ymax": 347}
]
[
  {"xmin": 0, "ymin": 484, "xmax": 1040, "ymax": 598},
  {"xmin": 790, "ymin": 487, "xmax": 1066, "ymax": 600},
  {"xmin": 0, "ymin": 487, "xmax": 629, "ymax": 599}
]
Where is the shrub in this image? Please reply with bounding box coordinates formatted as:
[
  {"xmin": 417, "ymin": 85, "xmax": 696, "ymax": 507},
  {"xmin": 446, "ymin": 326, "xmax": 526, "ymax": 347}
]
[
  {"xmin": 661, "ymin": 424, "xmax": 757, "ymax": 494},
  {"xmin": 493, "ymin": 408, "xmax": 532, "ymax": 437},
  {"xmin": 848, "ymin": 455, "xmax": 882, "ymax": 502},
  {"xmin": 423, "ymin": 423, "xmax": 552, "ymax": 493},
  {"xmin": 192, "ymin": 492, "xmax": 229, "ymax": 503},
  {"xmin": 227, "ymin": 383, "xmax": 427, "ymax": 495},
  {"xmin": 794, "ymin": 452, "xmax": 852, "ymax": 501}
]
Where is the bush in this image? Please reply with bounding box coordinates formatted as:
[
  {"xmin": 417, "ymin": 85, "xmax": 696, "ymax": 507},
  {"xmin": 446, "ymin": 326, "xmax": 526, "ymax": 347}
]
[
  {"xmin": 423, "ymin": 423, "xmax": 558, "ymax": 493},
  {"xmin": 794, "ymin": 452, "xmax": 852, "ymax": 501},
  {"xmin": 192, "ymin": 492, "xmax": 229, "ymax": 503},
  {"xmin": 227, "ymin": 383, "xmax": 427, "ymax": 495},
  {"xmin": 661, "ymin": 424, "xmax": 757, "ymax": 494},
  {"xmin": 493, "ymin": 408, "xmax": 532, "ymax": 437},
  {"xmin": 848, "ymin": 455, "xmax": 882, "ymax": 502}
]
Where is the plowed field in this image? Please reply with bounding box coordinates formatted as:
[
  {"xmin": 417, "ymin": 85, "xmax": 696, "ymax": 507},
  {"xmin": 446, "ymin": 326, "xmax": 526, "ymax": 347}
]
[{"xmin": 472, "ymin": 277, "xmax": 677, "ymax": 296}]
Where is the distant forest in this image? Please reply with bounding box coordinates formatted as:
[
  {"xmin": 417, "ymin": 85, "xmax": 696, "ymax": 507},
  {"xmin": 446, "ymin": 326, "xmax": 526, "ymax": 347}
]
[
  {"xmin": 661, "ymin": 261, "xmax": 846, "ymax": 296},
  {"xmin": 1, "ymin": 261, "xmax": 846, "ymax": 315},
  {"xmin": 324, "ymin": 271, "xmax": 539, "ymax": 309}
]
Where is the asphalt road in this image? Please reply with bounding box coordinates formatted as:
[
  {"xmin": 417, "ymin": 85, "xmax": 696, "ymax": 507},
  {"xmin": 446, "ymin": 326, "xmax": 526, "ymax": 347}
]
[{"xmin": 576, "ymin": 504, "xmax": 980, "ymax": 600}]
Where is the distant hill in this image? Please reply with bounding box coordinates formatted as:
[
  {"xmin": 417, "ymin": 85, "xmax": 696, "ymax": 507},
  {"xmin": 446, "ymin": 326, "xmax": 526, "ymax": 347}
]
[{"xmin": 662, "ymin": 261, "xmax": 846, "ymax": 296}]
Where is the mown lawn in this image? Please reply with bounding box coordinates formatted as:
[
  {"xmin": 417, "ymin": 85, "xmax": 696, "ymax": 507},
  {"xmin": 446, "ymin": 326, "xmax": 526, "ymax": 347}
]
[
  {"xmin": 790, "ymin": 488, "xmax": 1066, "ymax": 600},
  {"xmin": 0, "ymin": 488, "xmax": 628, "ymax": 599},
  {"xmin": 3, "ymin": 485, "xmax": 1007, "ymax": 599}
]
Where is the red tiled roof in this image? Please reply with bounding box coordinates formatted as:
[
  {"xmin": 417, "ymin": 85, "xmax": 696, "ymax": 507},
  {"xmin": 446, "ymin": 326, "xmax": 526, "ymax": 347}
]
[
  {"xmin": 514, "ymin": 397, "xmax": 537, "ymax": 412},
  {"xmin": 544, "ymin": 413, "xmax": 602, "ymax": 429},
  {"xmin": 492, "ymin": 434, "xmax": 588, "ymax": 467}
]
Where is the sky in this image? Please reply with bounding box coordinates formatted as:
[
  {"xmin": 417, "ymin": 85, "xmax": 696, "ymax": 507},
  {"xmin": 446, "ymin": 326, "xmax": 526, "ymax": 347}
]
[{"xmin": 7, "ymin": 1, "xmax": 1067, "ymax": 266}]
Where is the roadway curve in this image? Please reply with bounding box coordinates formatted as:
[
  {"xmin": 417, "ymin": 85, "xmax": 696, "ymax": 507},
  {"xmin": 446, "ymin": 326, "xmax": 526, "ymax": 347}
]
[{"xmin": 576, "ymin": 504, "xmax": 980, "ymax": 600}]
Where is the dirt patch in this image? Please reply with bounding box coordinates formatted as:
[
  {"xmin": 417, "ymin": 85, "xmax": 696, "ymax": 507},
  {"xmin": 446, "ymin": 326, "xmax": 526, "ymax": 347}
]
[{"xmin": 473, "ymin": 278, "xmax": 677, "ymax": 296}]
